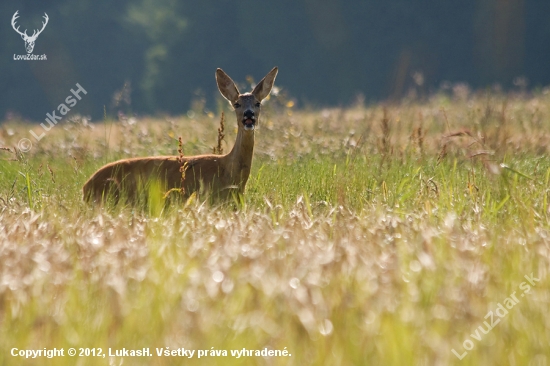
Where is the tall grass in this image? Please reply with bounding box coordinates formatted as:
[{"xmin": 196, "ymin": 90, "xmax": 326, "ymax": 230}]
[{"xmin": 0, "ymin": 90, "xmax": 549, "ymax": 365}]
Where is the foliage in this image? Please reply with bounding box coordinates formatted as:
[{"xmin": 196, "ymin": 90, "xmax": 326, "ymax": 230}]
[{"xmin": 1, "ymin": 0, "xmax": 550, "ymax": 120}]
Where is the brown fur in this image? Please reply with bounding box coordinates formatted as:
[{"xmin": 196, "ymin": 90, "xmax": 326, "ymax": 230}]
[{"xmin": 83, "ymin": 67, "xmax": 278, "ymax": 204}]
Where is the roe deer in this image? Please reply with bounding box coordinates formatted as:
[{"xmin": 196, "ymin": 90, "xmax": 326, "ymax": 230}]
[{"xmin": 83, "ymin": 67, "xmax": 278, "ymax": 204}]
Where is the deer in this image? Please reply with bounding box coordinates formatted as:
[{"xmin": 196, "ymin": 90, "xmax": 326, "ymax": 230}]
[
  {"xmin": 83, "ymin": 67, "xmax": 278, "ymax": 204},
  {"xmin": 11, "ymin": 11, "xmax": 49, "ymax": 54}
]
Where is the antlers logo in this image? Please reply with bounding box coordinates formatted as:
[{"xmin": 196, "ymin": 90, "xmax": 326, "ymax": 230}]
[{"xmin": 11, "ymin": 11, "xmax": 49, "ymax": 54}]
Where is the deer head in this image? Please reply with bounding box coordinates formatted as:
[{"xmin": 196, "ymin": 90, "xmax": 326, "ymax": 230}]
[
  {"xmin": 216, "ymin": 67, "xmax": 278, "ymax": 132},
  {"xmin": 11, "ymin": 11, "xmax": 49, "ymax": 54}
]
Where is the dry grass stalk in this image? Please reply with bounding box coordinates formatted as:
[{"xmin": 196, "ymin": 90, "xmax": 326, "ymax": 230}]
[
  {"xmin": 378, "ymin": 107, "xmax": 392, "ymax": 172},
  {"xmin": 164, "ymin": 136, "xmax": 188, "ymax": 200},
  {"xmin": 495, "ymin": 101, "xmax": 509, "ymax": 151},
  {"xmin": 413, "ymin": 126, "xmax": 424, "ymax": 156},
  {"xmin": 414, "ymin": 112, "xmax": 425, "ymax": 156},
  {"xmin": 437, "ymin": 142, "xmax": 447, "ymax": 165},
  {"xmin": 380, "ymin": 107, "xmax": 390, "ymax": 155},
  {"xmin": 213, "ymin": 111, "xmax": 225, "ymax": 155},
  {"xmin": 440, "ymin": 107, "xmax": 451, "ymax": 134},
  {"xmin": 177, "ymin": 136, "xmax": 187, "ymax": 195},
  {"xmin": 47, "ymin": 164, "xmax": 55, "ymax": 183},
  {"xmin": 444, "ymin": 130, "xmax": 473, "ymax": 138}
]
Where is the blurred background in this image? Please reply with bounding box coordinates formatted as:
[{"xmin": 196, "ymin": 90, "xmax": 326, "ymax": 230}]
[{"xmin": 1, "ymin": 0, "xmax": 549, "ymax": 121}]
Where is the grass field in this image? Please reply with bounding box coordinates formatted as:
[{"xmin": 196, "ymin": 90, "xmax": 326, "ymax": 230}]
[{"xmin": 1, "ymin": 88, "xmax": 550, "ymax": 365}]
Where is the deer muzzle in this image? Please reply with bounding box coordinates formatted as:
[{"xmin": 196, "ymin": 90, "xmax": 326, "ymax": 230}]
[{"xmin": 242, "ymin": 109, "xmax": 256, "ymax": 130}]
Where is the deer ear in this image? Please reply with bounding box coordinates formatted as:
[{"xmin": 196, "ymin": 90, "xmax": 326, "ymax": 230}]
[
  {"xmin": 252, "ymin": 67, "xmax": 278, "ymax": 101},
  {"xmin": 216, "ymin": 69, "xmax": 240, "ymax": 104}
]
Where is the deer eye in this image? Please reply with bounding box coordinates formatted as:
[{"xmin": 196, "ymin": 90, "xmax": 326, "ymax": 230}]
[
  {"xmin": 233, "ymin": 103, "xmax": 241, "ymax": 108},
  {"xmin": 255, "ymin": 102, "xmax": 261, "ymax": 107}
]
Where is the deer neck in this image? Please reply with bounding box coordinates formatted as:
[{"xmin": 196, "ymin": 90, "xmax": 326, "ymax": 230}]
[{"xmin": 225, "ymin": 128, "xmax": 255, "ymax": 182}]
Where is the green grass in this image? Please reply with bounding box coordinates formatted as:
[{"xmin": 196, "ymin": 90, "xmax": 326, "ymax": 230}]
[{"xmin": 0, "ymin": 92, "xmax": 550, "ymax": 365}]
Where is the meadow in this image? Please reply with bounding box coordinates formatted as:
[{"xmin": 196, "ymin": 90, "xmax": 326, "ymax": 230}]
[{"xmin": 0, "ymin": 87, "xmax": 549, "ymax": 365}]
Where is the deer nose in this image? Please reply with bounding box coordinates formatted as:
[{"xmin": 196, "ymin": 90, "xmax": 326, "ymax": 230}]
[{"xmin": 243, "ymin": 109, "xmax": 255, "ymax": 120}]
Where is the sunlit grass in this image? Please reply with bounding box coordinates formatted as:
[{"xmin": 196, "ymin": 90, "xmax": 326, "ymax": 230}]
[{"xmin": 1, "ymin": 91, "xmax": 550, "ymax": 365}]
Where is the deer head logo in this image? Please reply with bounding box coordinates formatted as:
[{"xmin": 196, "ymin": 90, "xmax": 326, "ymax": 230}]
[{"xmin": 11, "ymin": 11, "xmax": 49, "ymax": 54}]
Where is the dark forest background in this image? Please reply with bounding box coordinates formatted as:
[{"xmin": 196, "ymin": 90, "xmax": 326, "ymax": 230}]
[{"xmin": 1, "ymin": 0, "xmax": 549, "ymax": 121}]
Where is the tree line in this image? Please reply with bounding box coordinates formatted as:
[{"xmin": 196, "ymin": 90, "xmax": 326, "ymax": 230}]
[{"xmin": 1, "ymin": 0, "xmax": 548, "ymax": 121}]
